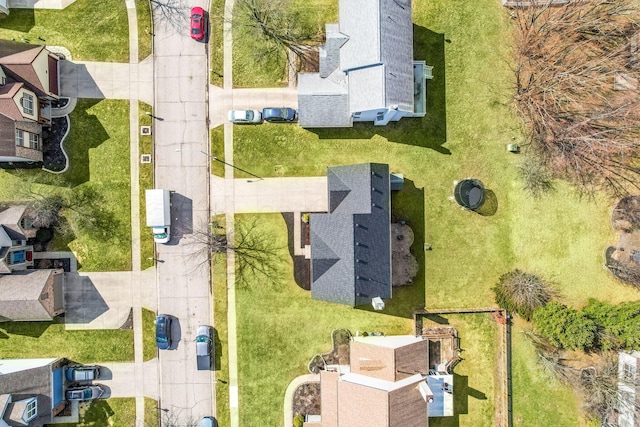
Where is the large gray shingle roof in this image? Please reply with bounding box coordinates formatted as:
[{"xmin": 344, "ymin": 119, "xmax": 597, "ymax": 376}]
[{"xmin": 310, "ymin": 163, "xmax": 391, "ymax": 306}]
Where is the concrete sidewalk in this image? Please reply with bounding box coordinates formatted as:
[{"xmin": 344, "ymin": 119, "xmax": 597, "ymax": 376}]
[
  {"xmin": 8, "ymin": 0, "xmax": 76, "ymax": 8},
  {"xmin": 210, "ymin": 175, "xmax": 328, "ymax": 214},
  {"xmin": 59, "ymin": 59, "xmax": 154, "ymax": 105},
  {"xmin": 209, "ymin": 86, "xmax": 298, "ymax": 128}
]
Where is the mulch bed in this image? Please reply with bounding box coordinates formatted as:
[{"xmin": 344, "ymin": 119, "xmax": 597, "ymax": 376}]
[
  {"xmin": 42, "ymin": 116, "xmax": 69, "ymax": 172},
  {"xmin": 607, "ymin": 195, "xmax": 640, "ymax": 286},
  {"xmin": 33, "ymin": 257, "xmax": 71, "ymax": 272},
  {"xmin": 292, "ymin": 382, "xmax": 321, "ymax": 420}
]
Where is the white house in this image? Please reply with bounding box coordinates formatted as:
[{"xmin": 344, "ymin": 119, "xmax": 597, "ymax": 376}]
[{"xmin": 297, "ymin": 0, "xmax": 430, "ymax": 128}]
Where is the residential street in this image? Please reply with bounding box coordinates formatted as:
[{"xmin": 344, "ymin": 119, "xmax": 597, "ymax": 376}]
[{"xmin": 152, "ymin": 5, "xmax": 215, "ymax": 424}]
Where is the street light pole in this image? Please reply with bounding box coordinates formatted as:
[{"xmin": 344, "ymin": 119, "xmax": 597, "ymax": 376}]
[{"xmin": 200, "ymin": 151, "xmax": 263, "ymax": 181}]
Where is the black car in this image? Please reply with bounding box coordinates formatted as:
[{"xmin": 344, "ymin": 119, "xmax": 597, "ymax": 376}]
[
  {"xmin": 155, "ymin": 314, "xmax": 173, "ymax": 350},
  {"xmin": 262, "ymin": 107, "xmax": 297, "ymax": 122}
]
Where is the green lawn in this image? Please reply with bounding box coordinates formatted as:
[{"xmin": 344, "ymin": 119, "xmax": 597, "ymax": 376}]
[
  {"xmin": 63, "ymin": 100, "xmax": 132, "ymax": 271},
  {"xmin": 0, "ymin": 319, "xmax": 134, "ymax": 362},
  {"xmin": 144, "ymin": 398, "xmax": 159, "ymax": 427},
  {"xmin": 142, "ymin": 308, "xmax": 157, "ymax": 362},
  {"xmin": 210, "ymin": 0, "xmax": 225, "ymax": 87},
  {"xmin": 0, "ymin": 0, "xmax": 128, "ymax": 62},
  {"xmin": 510, "ymin": 318, "xmax": 587, "ymax": 426},
  {"xmin": 210, "ymin": 126, "xmax": 225, "ymax": 177},
  {"xmin": 48, "ymin": 398, "xmax": 136, "ymax": 427},
  {"xmin": 137, "ymin": 0, "xmax": 153, "ymax": 61},
  {"xmin": 224, "ymin": 0, "xmax": 640, "ymax": 425},
  {"xmin": 231, "ymin": 0, "xmax": 337, "ymax": 87},
  {"xmin": 425, "ymin": 313, "xmax": 497, "ymax": 427},
  {"xmin": 234, "ymin": 214, "xmax": 414, "ymax": 426},
  {"xmin": 140, "ymin": 102, "xmax": 155, "ymax": 270},
  {"xmin": 0, "ymin": 100, "xmax": 132, "ymax": 272}
]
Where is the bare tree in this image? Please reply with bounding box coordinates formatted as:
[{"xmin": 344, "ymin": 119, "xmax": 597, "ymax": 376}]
[
  {"xmin": 146, "ymin": 0, "xmax": 189, "ymax": 31},
  {"xmin": 231, "ymin": 0, "xmax": 320, "ymax": 62},
  {"xmin": 188, "ymin": 218, "xmax": 284, "ymax": 288},
  {"xmin": 492, "ymin": 269, "xmax": 558, "ymax": 320},
  {"xmin": 512, "ymin": 0, "xmax": 640, "ymax": 195},
  {"xmin": 525, "ymin": 330, "xmax": 640, "ymax": 423}
]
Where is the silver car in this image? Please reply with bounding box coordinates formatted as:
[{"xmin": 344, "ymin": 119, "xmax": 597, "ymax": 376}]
[{"xmin": 228, "ymin": 109, "xmax": 262, "ymax": 124}]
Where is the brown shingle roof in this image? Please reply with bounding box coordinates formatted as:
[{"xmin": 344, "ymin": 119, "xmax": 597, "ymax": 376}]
[
  {"xmin": 317, "ymin": 336, "xmax": 431, "ymax": 426},
  {"xmin": 0, "ymin": 40, "xmax": 49, "ymax": 98},
  {"xmin": 0, "ymin": 270, "xmax": 61, "ymax": 321}
]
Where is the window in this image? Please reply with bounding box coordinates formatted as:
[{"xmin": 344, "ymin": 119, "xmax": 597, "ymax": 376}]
[
  {"xmin": 30, "ymin": 133, "xmax": 39, "ymax": 150},
  {"xmin": 24, "ymin": 399, "xmax": 37, "ymax": 422},
  {"xmin": 15, "ymin": 129, "xmax": 24, "ymax": 146},
  {"xmin": 21, "ymin": 94, "xmax": 34, "ymax": 115}
]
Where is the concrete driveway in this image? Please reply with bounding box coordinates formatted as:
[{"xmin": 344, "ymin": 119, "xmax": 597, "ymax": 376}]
[
  {"xmin": 64, "ymin": 271, "xmax": 156, "ymax": 330},
  {"xmin": 59, "ymin": 59, "xmax": 153, "ymax": 105},
  {"xmin": 210, "ymin": 175, "xmax": 328, "ymax": 214},
  {"xmin": 209, "ymin": 86, "xmax": 298, "ymax": 127},
  {"xmin": 97, "ymin": 361, "xmax": 159, "ymax": 399}
]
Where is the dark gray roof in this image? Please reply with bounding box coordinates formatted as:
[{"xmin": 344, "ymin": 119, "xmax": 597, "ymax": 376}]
[
  {"xmin": 0, "ymin": 359, "xmax": 57, "ymax": 427},
  {"xmin": 310, "ymin": 163, "xmax": 391, "ymax": 306}
]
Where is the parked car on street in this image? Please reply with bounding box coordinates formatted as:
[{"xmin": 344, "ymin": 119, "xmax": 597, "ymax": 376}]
[
  {"xmin": 66, "ymin": 385, "xmax": 104, "ymax": 401},
  {"xmin": 190, "ymin": 6, "xmax": 207, "ymax": 41},
  {"xmin": 262, "ymin": 107, "xmax": 297, "ymax": 122},
  {"xmin": 65, "ymin": 365, "xmax": 100, "ymax": 382},
  {"xmin": 200, "ymin": 416, "xmax": 216, "ymax": 427},
  {"xmin": 196, "ymin": 325, "xmax": 213, "ymax": 370},
  {"xmin": 228, "ymin": 109, "xmax": 262, "ymax": 124},
  {"xmin": 155, "ymin": 314, "xmax": 173, "ymax": 350}
]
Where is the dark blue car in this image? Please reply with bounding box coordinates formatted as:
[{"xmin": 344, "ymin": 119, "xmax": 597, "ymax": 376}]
[
  {"xmin": 155, "ymin": 314, "xmax": 173, "ymax": 350},
  {"xmin": 262, "ymin": 107, "xmax": 297, "ymax": 122}
]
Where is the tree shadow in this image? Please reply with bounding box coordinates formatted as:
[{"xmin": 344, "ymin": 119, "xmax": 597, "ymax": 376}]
[
  {"xmin": 355, "ymin": 178, "xmax": 425, "ymax": 318},
  {"xmin": 0, "ymin": 9, "xmax": 36, "ymax": 33},
  {"xmin": 0, "ymin": 321, "xmax": 51, "ymax": 338},
  {"xmin": 59, "ymin": 99, "xmax": 111, "ymax": 186},
  {"xmin": 169, "ymin": 192, "xmax": 194, "ymax": 243},
  {"xmin": 213, "ymin": 327, "xmax": 222, "ymax": 372},
  {"xmin": 78, "ymin": 399, "xmax": 115, "ymax": 425},
  {"xmin": 306, "ymin": 25, "xmax": 447, "ymax": 153}
]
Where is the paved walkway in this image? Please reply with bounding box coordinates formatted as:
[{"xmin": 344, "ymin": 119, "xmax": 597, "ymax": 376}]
[
  {"xmin": 221, "ymin": 0, "xmax": 240, "ymax": 422},
  {"xmin": 58, "ymin": 59, "xmax": 154, "ymax": 105},
  {"xmin": 210, "ymin": 175, "xmax": 327, "ymax": 214},
  {"xmin": 8, "ymin": 0, "xmax": 75, "ymax": 8},
  {"xmin": 209, "ymin": 86, "xmax": 298, "ymax": 128}
]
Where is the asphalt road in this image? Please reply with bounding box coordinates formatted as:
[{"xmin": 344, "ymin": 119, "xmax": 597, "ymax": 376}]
[{"xmin": 152, "ymin": 4, "xmax": 215, "ymax": 425}]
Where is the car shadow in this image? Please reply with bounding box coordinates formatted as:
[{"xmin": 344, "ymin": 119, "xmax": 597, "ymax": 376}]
[
  {"xmin": 169, "ymin": 192, "xmax": 193, "ymax": 244},
  {"xmin": 169, "ymin": 316, "xmax": 182, "ymax": 350}
]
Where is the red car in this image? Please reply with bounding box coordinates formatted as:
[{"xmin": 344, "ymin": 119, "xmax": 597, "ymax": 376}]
[{"xmin": 190, "ymin": 6, "xmax": 207, "ymax": 41}]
